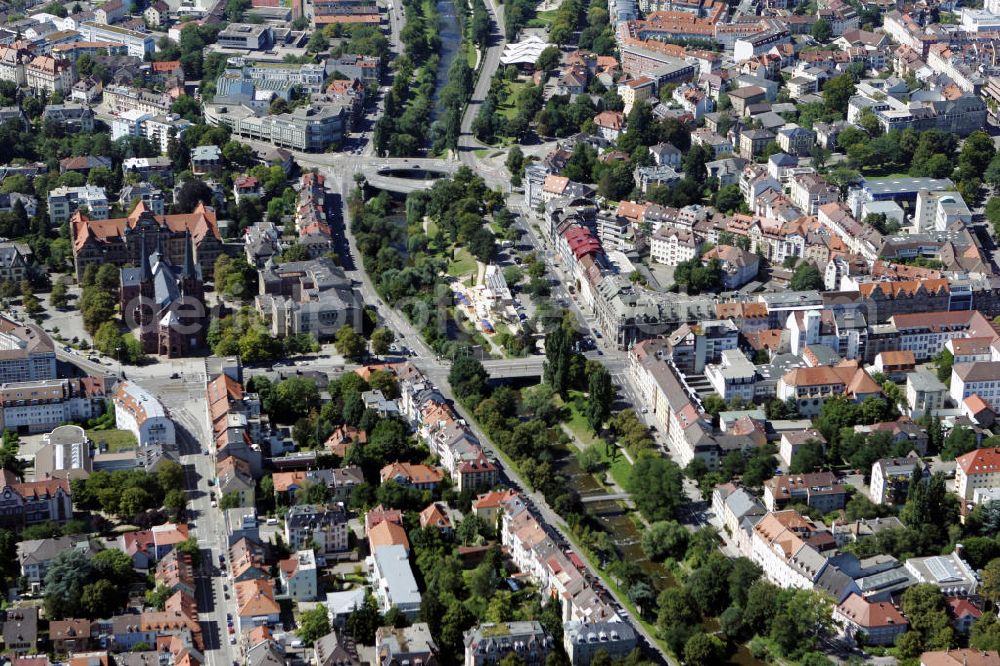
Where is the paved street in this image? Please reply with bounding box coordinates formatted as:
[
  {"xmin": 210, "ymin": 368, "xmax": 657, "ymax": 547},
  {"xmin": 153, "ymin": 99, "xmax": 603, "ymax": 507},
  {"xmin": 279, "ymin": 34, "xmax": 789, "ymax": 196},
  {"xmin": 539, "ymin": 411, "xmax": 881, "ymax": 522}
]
[{"xmin": 51, "ymin": 344, "xmax": 239, "ymax": 666}]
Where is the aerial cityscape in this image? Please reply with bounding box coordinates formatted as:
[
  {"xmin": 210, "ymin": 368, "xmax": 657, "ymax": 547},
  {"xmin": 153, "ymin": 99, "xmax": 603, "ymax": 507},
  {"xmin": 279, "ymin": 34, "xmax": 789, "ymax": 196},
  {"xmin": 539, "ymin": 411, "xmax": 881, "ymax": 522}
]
[{"xmin": 0, "ymin": 0, "xmax": 1000, "ymax": 663}]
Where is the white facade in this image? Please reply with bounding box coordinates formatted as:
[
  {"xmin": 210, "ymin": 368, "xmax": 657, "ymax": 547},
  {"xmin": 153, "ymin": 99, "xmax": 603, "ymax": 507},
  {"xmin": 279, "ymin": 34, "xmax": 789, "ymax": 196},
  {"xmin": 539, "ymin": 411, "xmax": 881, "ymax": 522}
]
[{"xmin": 113, "ymin": 381, "xmax": 176, "ymax": 448}]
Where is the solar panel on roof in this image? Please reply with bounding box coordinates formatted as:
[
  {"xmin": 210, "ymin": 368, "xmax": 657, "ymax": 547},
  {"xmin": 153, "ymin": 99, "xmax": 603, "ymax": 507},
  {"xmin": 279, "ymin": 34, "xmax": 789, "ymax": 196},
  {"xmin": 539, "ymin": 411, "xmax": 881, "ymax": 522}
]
[{"xmin": 926, "ymin": 557, "xmax": 960, "ymax": 583}]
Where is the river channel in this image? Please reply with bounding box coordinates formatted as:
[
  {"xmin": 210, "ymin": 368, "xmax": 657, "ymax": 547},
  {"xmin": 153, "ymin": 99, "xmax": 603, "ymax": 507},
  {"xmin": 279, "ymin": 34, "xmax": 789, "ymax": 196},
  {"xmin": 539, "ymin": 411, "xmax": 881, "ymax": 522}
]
[{"xmin": 431, "ymin": 0, "xmax": 463, "ymax": 123}]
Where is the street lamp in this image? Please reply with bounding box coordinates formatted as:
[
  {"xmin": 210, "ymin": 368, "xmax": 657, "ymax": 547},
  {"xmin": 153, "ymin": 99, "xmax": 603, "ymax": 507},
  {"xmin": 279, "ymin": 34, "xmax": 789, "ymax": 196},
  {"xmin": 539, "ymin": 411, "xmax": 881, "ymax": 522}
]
[{"xmin": 116, "ymin": 344, "xmax": 125, "ymax": 379}]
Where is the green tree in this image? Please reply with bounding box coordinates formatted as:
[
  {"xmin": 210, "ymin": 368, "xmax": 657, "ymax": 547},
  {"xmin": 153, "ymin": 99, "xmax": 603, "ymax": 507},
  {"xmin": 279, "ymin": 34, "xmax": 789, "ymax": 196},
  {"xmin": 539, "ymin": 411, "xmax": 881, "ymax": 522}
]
[
  {"xmin": 297, "ymin": 605, "xmax": 331, "ymax": 645},
  {"xmin": 980, "ymin": 558, "xmax": 1000, "ymax": 606},
  {"xmin": 81, "ymin": 579, "xmax": 122, "ymax": 618},
  {"xmin": 900, "ymin": 584, "xmax": 954, "ymax": 655},
  {"xmin": 811, "ymin": 18, "xmax": 832, "ymax": 41},
  {"xmin": 823, "ymin": 73, "xmax": 856, "ymax": 112},
  {"xmin": 586, "ymin": 367, "xmax": 614, "ymax": 433},
  {"xmin": 44, "ymin": 549, "xmax": 94, "ymax": 619},
  {"xmin": 449, "ymin": 355, "xmax": 488, "ymax": 404},
  {"xmin": 335, "ymin": 326, "xmax": 366, "ymax": 362},
  {"xmin": 684, "ymin": 633, "xmax": 725, "ymax": 666},
  {"xmin": 535, "ymin": 46, "xmax": 562, "ymax": 71},
  {"xmin": 640, "ymin": 520, "xmax": 688, "ymax": 562},
  {"xmin": 971, "ymin": 613, "xmax": 1000, "ymax": 651},
  {"xmin": 790, "ymin": 263, "xmax": 824, "ymax": 290},
  {"xmin": 145, "ymin": 584, "xmax": 172, "ymax": 610},
  {"xmin": 370, "ymin": 328, "xmax": 395, "ymax": 356},
  {"xmin": 49, "ymin": 280, "xmax": 68, "ymax": 309},
  {"xmin": 629, "ymin": 455, "xmax": 684, "ymax": 521}
]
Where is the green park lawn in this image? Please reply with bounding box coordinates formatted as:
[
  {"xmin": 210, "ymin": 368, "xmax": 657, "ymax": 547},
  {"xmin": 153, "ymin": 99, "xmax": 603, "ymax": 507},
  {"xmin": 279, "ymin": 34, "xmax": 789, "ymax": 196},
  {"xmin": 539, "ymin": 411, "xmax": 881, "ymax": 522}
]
[
  {"xmin": 448, "ymin": 247, "xmax": 478, "ymax": 277},
  {"xmin": 561, "ymin": 391, "xmax": 633, "ymax": 490},
  {"xmin": 87, "ymin": 429, "xmax": 138, "ymax": 452}
]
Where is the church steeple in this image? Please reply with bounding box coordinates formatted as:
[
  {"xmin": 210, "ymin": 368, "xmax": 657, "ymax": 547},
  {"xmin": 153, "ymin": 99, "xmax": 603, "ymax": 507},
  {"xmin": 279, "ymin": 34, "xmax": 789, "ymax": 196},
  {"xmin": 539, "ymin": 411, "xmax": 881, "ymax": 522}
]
[
  {"xmin": 138, "ymin": 233, "xmax": 152, "ymax": 283},
  {"xmin": 181, "ymin": 230, "xmax": 197, "ymax": 279}
]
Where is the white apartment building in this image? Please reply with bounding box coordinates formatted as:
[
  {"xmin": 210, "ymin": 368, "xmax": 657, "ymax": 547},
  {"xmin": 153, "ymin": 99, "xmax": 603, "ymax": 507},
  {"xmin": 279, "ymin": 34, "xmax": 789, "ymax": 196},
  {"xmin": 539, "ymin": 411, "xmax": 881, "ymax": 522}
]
[
  {"xmin": 47, "ymin": 185, "xmax": 109, "ymax": 224},
  {"xmin": 25, "ymin": 56, "xmax": 73, "ymax": 94},
  {"xmin": 649, "ymin": 227, "xmax": 701, "ymax": 266},
  {"xmin": 955, "ymin": 447, "xmax": 1000, "ymax": 501},
  {"xmin": 113, "ymin": 381, "xmax": 175, "ymax": 448},
  {"xmin": 144, "ymin": 114, "xmax": 193, "ymax": 154},
  {"xmin": 278, "ymin": 550, "xmax": 317, "ymax": 601},
  {"xmin": 368, "ymin": 545, "xmax": 421, "ymax": 618},
  {"xmin": 705, "ymin": 349, "xmax": 758, "ymax": 402},
  {"xmin": 951, "ymin": 361, "xmax": 1000, "ymax": 408},
  {"xmin": 750, "ymin": 510, "xmax": 830, "ymax": 589},
  {"xmin": 111, "ymin": 109, "xmax": 152, "ymax": 142},
  {"xmin": 913, "ymin": 190, "xmax": 972, "ymax": 233}
]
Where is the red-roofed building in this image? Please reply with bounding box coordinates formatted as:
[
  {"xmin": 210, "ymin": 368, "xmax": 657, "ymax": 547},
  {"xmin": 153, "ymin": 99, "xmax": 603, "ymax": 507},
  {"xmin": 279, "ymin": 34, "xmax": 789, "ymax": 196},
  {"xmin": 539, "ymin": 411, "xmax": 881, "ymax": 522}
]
[
  {"xmin": 472, "ymin": 489, "xmax": 519, "ymax": 526},
  {"xmin": 946, "ymin": 597, "xmax": 982, "ymax": 634},
  {"xmin": 833, "ymin": 593, "xmax": 908, "ymax": 645},
  {"xmin": 956, "ymin": 448, "xmax": 1000, "ymax": 501},
  {"xmin": 71, "ymin": 203, "xmax": 223, "ymax": 281}
]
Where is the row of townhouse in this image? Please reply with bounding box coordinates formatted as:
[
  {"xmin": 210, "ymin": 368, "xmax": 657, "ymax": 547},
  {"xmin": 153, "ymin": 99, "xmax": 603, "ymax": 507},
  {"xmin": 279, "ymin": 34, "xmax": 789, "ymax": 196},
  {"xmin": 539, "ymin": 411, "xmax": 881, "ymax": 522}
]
[
  {"xmin": 493, "ymin": 491, "xmax": 639, "ymax": 664},
  {"xmin": 205, "ymin": 364, "xmax": 265, "ymax": 477},
  {"xmin": 396, "ymin": 362, "xmax": 500, "ymax": 492},
  {"xmin": 0, "ymin": 45, "xmax": 73, "ymax": 93}
]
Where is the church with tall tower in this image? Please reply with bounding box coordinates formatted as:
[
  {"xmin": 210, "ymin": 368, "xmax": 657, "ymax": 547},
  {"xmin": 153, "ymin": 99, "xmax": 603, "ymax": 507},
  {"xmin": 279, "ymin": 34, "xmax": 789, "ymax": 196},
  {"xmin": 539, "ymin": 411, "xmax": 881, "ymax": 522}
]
[{"xmin": 119, "ymin": 228, "xmax": 208, "ymax": 358}]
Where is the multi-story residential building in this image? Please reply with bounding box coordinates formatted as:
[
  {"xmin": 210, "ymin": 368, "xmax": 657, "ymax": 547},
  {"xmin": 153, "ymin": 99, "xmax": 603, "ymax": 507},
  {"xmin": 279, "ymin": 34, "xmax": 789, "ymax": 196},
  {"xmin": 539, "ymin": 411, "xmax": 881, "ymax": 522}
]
[
  {"xmin": 120, "ymin": 183, "xmax": 166, "ymax": 216},
  {"xmin": 26, "ymin": 55, "xmax": 73, "ymax": 94},
  {"xmin": 18, "ymin": 536, "xmax": 88, "ymax": 592},
  {"xmin": 956, "ymin": 447, "xmax": 1000, "ymax": 501},
  {"xmin": 617, "ymin": 76, "xmax": 656, "ymax": 114},
  {"xmin": 562, "ymin": 622, "xmax": 637, "ymax": 666},
  {"xmin": 0, "ymin": 242, "xmax": 30, "ymax": 283},
  {"xmin": 870, "ymin": 455, "xmax": 926, "ymax": 506},
  {"xmin": 0, "ymin": 45, "xmax": 32, "ymax": 85},
  {"xmin": 649, "ymin": 227, "xmax": 700, "ymax": 266},
  {"xmin": 48, "ymin": 185, "xmax": 109, "ymax": 224},
  {"xmin": 763, "ymin": 472, "xmax": 847, "ymax": 513},
  {"xmin": 103, "ymin": 85, "xmax": 172, "ymax": 116},
  {"xmin": 701, "ymin": 244, "xmax": 758, "ymax": 289},
  {"xmin": 789, "ymin": 173, "xmax": 838, "ymax": 215},
  {"xmin": 464, "ymin": 622, "xmax": 553, "ymax": 666},
  {"xmin": 216, "ymin": 456, "xmax": 255, "ymax": 507},
  {"xmin": 278, "ymin": 550, "xmax": 317, "ymax": 601},
  {"xmin": 833, "ymin": 594, "xmax": 908, "ymax": 646},
  {"xmin": 777, "ymin": 365, "xmax": 882, "ymax": 416},
  {"xmin": 0, "ymin": 379, "xmax": 105, "ymax": 435},
  {"xmin": 80, "ymin": 22, "xmax": 155, "ymax": 56},
  {"xmin": 0, "ymin": 469, "xmax": 72, "ymax": 528},
  {"xmin": 712, "ymin": 483, "xmax": 766, "ymax": 538},
  {"xmin": 283, "ymin": 504, "xmax": 348, "ymax": 555},
  {"xmin": 0, "ymin": 316, "xmax": 57, "ymax": 384},
  {"xmin": 750, "ymin": 510, "xmax": 834, "ymax": 589},
  {"xmin": 43, "ymin": 103, "xmax": 95, "ymax": 132},
  {"xmin": 369, "ymin": 545, "xmax": 422, "ymax": 618},
  {"xmin": 234, "ymin": 579, "xmax": 280, "ymax": 634},
  {"xmin": 113, "ymin": 381, "xmax": 175, "ymax": 448},
  {"xmin": 906, "ymin": 371, "xmax": 948, "ymax": 419},
  {"xmin": 629, "ymin": 339, "xmax": 719, "ymax": 467},
  {"xmin": 739, "ymin": 128, "xmax": 775, "ymax": 159},
  {"xmin": 376, "ymin": 625, "xmax": 438, "ymax": 665},
  {"xmin": 951, "ymin": 361, "xmax": 1000, "ymax": 407},
  {"xmin": 776, "ymin": 125, "xmax": 816, "ymax": 157},
  {"xmin": 3, "ymin": 608, "xmax": 38, "ymax": 654},
  {"xmin": 143, "ymin": 114, "xmax": 192, "ymax": 154},
  {"xmin": 705, "ymin": 349, "xmax": 759, "ymax": 402}
]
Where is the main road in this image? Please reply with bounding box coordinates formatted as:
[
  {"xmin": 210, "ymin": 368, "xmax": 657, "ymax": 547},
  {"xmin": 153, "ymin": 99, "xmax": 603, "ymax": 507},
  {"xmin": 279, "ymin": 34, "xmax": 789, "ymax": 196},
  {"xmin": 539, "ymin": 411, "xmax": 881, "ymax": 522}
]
[{"xmin": 53, "ymin": 347, "xmax": 240, "ymax": 666}]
